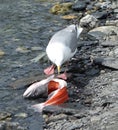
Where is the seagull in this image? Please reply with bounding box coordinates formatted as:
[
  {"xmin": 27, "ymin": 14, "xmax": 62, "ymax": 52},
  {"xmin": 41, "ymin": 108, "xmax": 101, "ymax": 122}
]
[{"xmin": 44, "ymin": 24, "xmax": 83, "ymax": 79}]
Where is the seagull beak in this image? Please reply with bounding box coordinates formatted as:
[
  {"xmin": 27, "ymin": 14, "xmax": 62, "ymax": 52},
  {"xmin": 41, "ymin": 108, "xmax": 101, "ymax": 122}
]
[{"xmin": 57, "ymin": 66, "xmax": 61, "ymax": 74}]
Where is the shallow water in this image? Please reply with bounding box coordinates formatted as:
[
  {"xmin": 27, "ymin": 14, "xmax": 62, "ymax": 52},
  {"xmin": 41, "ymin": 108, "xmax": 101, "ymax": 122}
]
[{"xmin": 0, "ymin": 0, "xmax": 68, "ymax": 129}]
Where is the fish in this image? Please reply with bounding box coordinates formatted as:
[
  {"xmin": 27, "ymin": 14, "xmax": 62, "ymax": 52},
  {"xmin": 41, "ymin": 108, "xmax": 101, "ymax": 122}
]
[
  {"xmin": 23, "ymin": 76, "xmax": 69, "ymax": 112},
  {"xmin": 23, "ymin": 75, "xmax": 54, "ymax": 98}
]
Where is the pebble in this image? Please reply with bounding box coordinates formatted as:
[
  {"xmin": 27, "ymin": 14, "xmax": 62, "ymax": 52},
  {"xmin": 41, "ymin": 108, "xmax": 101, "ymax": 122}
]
[{"xmin": 14, "ymin": 113, "xmax": 28, "ymax": 118}]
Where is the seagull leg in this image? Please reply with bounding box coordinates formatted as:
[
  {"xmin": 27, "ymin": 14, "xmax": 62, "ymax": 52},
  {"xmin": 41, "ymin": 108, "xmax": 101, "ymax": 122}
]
[
  {"xmin": 57, "ymin": 72, "xmax": 68, "ymax": 80},
  {"xmin": 57, "ymin": 62, "xmax": 70, "ymax": 80},
  {"xmin": 44, "ymin": 64, "xmax": 55, "ymax": 75}
]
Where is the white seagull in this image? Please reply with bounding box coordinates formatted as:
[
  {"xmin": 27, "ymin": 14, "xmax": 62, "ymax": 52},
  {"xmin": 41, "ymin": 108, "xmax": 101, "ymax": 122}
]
[{"xmin": 44, "ymin": 24, "xmax": 83, "ymax": 79}]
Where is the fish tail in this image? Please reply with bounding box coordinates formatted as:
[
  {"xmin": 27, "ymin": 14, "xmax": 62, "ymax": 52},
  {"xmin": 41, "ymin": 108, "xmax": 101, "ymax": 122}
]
[{"xmin": 31, "ymin": 103, "xmax": 45, "ymax": 113}]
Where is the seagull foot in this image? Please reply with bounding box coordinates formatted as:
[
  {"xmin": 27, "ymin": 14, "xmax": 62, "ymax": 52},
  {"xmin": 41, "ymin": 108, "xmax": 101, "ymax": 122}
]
[
  {"xmin": 57, "ymin": 72, "xmax": 69, "ymax": 80},
  {"xmin": 44, "ymin": 65, "xmax": 55, "ymax": 75}
]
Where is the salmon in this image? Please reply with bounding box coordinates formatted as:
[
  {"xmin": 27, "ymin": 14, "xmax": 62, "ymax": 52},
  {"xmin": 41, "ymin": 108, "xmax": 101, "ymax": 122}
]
[{"xmin": 31, "ymin": 79, "xmax": 68, "ymax": 112}]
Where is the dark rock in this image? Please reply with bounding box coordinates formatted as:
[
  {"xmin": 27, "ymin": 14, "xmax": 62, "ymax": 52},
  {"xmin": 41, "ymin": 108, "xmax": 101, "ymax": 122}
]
[
  {"xmin": 72, "ymin": 1, "xmax": 86, "ymax": 11},
  {"xmin": 94, "ymin": 57, "xmax": 118, "ymax": 70},
  {"xmin": 101, "ymin": 41, "xmax": 118, "ymax": 47},
  {"xmin": 92, "ymin": 10, "xmax": 112, "ymax": 19},
  {"xmin": 63, "ymin": 0, "xmax": 74, "ymax": 2},
  {"xmin": 85, "ymin": 67, "xmax": 100, "ymax": 76},
  {"xmin": 86, "ymin": 4, "xmax": 94, "ymax": 11}
]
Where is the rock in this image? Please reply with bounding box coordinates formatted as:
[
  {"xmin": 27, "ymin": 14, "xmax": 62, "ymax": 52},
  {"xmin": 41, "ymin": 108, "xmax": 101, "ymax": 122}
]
[
  {"xmin": 94, "ymin": 57, "xmax": 118, "ymax": 70},
  {"xmin": 31, "ymin": 46, "xmax": 43, "ymax": 51},
  {"xmin": 0, "ymin": 112, "xmax": 12, "ymax": 121},
  {"xmin": 72, "ymin": 1, "xmax": 86, "ymax": 11},
  {"xmin": 0, "ymin": 121, "xmax": 26, "ymax": 130},
  {"xmin": 105, "ymin": 20, "xmax": 118, "ymax": 26},
  {"xmin": 61, "ymin": 14, "xmax": 78, "ymax": 20},
  {"xmin": 91, "ymin": 115, "xmax": 101, "ymax": 123},
  {"xmin": 92, "ymin": 10, "xmax": 112, "ymax": 19},
  {"xmin": 95, "ymin": 1, "xmax": 111, "ymax": 9},
  {"xmin": 0, "ymin": 50, "xmax": 5, "ymax": 57},
  {"xmin": 45, "ymin": 114, "xmax": 68, "ymax": 123},
  {"xmin": 109, "ymin": 48, "xmax": 118, "ymax": 57},
  {"xmin": 80, "ymin": 14, "xmax": 98, "ymax": 29},
  {"xmin": 88, "ymin": 26, "xmax": 118, "ymax": 40},
  {"xmin": 14, "ymin": 113, "xmax": 28, "ymax": 118},
  {"xmin": 50, "ymin": 2, "xmax": 73, "ymax": 15},
  {"xmin": 101, "ymin": 41, "xmax": 118, "ymax": 47},
  {"xmin": 16, "ymin": 46, "xmax": 31, "ymax": 53},
  {"xmin": 0, "ymin": 121, "xmax": 6, "ymax": 130}
]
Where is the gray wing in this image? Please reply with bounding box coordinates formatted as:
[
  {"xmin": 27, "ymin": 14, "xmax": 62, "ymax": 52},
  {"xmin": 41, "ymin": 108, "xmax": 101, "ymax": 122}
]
[{"xmin": 49, "ymin": 28, "xmax": 78, "ymax": 53}]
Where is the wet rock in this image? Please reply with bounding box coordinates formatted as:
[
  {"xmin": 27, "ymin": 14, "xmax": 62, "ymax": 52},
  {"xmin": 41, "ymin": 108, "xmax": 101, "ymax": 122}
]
[
  {"xmin": 16, "ymin": 46, "xmax": 31, "ymax": 53},
  {"xmin": 61, "ymin": 14, "xmax": 78, "ymax": 20},
  {"xmin": 14, "ymin": 113, "xmax": 28, "ymax": 118},
  {"xmin": 72, "ymin": 1, "xmax": 86, "ymax": 11},
  {"xmin": 94, "ymin": 57, "xmax": 118, "ymax": 70},
  {"xmin": 50, "ymin": 2, "xmax": 73, "ymax": 15},
  {"xmin": 80, "ymin": 14, "xmax": 98, "ymax": 29},
  {"xmin": 31, "ymin": 46, "xmax": 43, "ymax": 51},
  {"xmin": 0, "ymin": 112, "xmax": 12, "ymax": 121},
  {"xmin": 0, "ymin": 50, "xmax": 5, "ymax": 57},
  {"xmin": 92, "ymin": 10, "xmax": 112, "ymax": 19},
  {"xmin": 101, "ymin": 40, "xmax": 118, "ymax": 47},
  {"xmin": 88, "ymin": 26, "xmax": 118, "ymax": 40}
]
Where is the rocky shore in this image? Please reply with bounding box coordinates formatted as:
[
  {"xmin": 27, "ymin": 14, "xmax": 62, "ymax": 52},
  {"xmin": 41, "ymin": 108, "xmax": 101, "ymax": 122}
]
[
  {"xmin": 43, "ymin": 0, "xmax": 118, "ymax": 129},
  {"xmin": 0, "ymin": 0, "xmax": 118, "ymax": 130}
]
